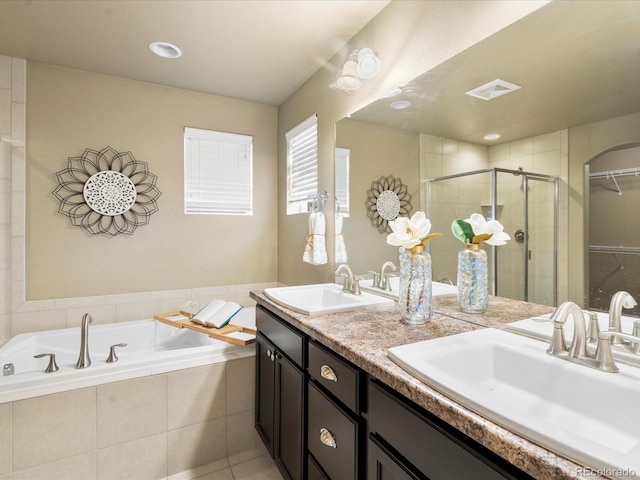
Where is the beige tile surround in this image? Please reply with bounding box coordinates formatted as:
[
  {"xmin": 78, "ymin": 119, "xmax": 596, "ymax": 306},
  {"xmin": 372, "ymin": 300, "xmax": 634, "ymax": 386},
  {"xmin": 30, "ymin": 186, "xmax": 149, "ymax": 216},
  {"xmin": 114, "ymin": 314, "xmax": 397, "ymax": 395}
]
[{"xmin": 1, "ymin": 356, "xmax": 272, "ymax": 480}]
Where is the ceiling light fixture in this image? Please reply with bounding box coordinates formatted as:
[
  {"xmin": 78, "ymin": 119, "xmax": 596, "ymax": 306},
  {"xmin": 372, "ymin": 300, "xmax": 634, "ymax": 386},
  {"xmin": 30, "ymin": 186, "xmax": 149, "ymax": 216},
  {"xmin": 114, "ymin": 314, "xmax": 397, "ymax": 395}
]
[
  {"xmin": 390, "ymin": 100, "xmax": 411, "ymax": 110},
  {"xmin": 330, "ymin": 47, "xmax": 382, "ymax": 93},
  {"xmin": 484, "ymin": 133, "xmax": 501, "ymax": 141},
  {"xmin": 383, "ymin": 88, "xmax": 402, "ymax": 98},
  {"xmin": 149, "ymin": 41, "xmax": 182, "ymax": 59}
]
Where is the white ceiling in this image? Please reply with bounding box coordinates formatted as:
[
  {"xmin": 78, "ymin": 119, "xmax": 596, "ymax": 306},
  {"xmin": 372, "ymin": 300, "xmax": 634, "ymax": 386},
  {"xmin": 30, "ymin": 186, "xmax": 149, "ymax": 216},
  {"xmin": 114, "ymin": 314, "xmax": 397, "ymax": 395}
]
[
  {"xmin": 0, "ymin": 0, "xmax": 390, "ymax": 105},
  {"xmin": 349, "ymin": 1, "xmax": 640, "ymax": 145}
]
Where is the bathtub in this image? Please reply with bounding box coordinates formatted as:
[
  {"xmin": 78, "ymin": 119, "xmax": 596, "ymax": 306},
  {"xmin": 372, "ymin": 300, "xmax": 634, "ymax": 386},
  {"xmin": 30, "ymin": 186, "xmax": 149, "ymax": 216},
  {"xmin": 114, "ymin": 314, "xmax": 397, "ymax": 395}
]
[{"xmin": 0, "ymin": 307, "xmax": 256, "ymax": 404}]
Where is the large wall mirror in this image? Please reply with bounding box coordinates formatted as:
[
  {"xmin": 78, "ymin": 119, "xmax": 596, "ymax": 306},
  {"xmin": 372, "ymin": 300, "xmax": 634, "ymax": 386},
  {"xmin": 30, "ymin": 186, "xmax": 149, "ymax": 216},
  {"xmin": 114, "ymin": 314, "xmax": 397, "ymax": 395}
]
[{"xmin": 334, "ymin": 1, "xmax": 640, "ymax": 310}]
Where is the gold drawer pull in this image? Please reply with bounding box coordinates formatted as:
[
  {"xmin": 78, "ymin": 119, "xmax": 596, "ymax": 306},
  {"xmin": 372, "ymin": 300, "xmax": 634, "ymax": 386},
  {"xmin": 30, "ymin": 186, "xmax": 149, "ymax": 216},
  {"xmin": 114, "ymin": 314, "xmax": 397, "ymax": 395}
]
[
  {"xmin": 320, "ymin": 364, "xmax": 338, "ymax": 382},
  {"xmin": 320, "ymin": 427, "xmax": 337, "ymax": 448}
]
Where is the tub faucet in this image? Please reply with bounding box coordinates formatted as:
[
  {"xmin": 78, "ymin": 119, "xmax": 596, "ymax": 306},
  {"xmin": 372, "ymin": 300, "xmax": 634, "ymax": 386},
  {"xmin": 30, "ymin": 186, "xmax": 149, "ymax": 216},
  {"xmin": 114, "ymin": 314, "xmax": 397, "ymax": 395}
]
[
  {"xmin": 76, "ymin": 313, "xmax": 93, "ymax": 369},
  {"xmin": 608, "ymin": 291, "xmax": 637, "ymax": 345},
  {"xmin": 335, "ymin": 264, "xmax": 361, "ymax": 295}
]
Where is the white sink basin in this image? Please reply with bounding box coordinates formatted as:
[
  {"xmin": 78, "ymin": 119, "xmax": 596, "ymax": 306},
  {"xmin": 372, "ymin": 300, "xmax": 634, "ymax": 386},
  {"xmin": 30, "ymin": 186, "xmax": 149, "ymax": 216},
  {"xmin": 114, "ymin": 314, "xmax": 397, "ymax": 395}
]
[
  {"xmin": 388, "ymin": 328, "xmax": 640, "ymax": 477},
  {"xmin": 264, "ymin": 283, "xmax": 394, "ymax": 316},
  {"xmin": 507, "ymin": 311, "xmax": 640, "ymax": 366},
  {"xmin": 360, "ymin": 277, "xmax": 457, "ymax": 300}
]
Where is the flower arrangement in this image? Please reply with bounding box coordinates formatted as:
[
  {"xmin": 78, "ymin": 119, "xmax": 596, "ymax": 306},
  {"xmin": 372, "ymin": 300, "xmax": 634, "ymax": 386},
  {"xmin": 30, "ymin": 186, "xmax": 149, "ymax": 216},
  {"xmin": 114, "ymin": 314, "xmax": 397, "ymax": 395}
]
[
  {"xmin": 386, "ymin": 211, "xmax": 442, "ymax": 250},
  {"xmin": 451, "ymin": 213, "xmax": 510, "ymax": 246}
]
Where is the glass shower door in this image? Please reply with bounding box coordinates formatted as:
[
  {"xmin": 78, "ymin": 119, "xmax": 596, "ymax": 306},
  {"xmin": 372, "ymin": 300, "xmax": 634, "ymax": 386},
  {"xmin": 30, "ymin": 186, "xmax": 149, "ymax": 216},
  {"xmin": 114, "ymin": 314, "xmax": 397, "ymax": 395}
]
[{"xmin": 495, "ymin": 172, "xmax": 557, "ymax": 306}]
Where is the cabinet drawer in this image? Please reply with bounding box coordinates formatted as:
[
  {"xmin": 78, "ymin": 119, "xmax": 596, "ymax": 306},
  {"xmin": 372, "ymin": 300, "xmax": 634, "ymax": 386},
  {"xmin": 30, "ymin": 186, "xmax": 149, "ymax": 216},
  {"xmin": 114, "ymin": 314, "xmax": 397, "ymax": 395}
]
[
  {"xmin": 368, "ymin": 380, "xmax": 529, "ymax": 480},
  {"xmin": 308, "ymin": 340, "xmax": 360, "ymax": 412},
  {"xmin": 308, "ymin": 381, "xmax": 360, "ymax": 480},
  {"xmin": 257, "ymin": 306, "xmax": 304, "ymax": 367}
]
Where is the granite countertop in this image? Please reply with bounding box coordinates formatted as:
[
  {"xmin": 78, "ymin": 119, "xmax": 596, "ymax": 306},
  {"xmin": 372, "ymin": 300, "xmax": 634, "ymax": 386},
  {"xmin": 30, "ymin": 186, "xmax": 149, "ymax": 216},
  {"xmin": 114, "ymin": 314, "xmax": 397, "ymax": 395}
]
[{"xmin": 250, "ymin": 290, "xmax": 605, "ymax": 480}]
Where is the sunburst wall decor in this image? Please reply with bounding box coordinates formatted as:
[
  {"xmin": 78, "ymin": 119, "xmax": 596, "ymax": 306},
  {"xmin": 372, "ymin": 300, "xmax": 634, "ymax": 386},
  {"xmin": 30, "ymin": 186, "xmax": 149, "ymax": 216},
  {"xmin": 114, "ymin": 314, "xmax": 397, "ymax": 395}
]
[
  {"xmin": 53, "ymin": 146, "xmax": 161, "ymax": 236},
  {"xmin": 365, "ymin": 174, "xmax": 412, "ymax": 233}
]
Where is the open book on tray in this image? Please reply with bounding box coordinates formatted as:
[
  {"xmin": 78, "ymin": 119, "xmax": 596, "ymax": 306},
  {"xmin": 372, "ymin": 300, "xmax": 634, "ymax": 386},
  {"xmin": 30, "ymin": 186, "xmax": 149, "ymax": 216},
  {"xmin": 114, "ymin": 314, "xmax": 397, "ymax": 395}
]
[{"xmin": 190, "ymin": 299, "xmax": 243, "ymax": 329}]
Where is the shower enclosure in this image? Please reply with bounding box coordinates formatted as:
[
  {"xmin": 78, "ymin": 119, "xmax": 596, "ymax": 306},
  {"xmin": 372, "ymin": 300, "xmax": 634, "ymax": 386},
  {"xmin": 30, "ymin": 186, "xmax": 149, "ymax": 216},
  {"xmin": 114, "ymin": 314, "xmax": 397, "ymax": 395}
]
[{"xmin": 427, "ymin": 168, "xmax": 558, "ymax": 306}]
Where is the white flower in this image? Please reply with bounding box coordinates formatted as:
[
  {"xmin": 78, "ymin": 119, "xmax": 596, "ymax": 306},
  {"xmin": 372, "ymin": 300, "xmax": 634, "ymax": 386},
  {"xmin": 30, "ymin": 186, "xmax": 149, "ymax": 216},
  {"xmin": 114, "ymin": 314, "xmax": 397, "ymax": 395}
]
[
  {"xmin": 386, "ymin": 211, "xmax": 432, "ymax": 249},
  {"xmin": 465, "ymin": 213, "xmax": 510, "ymax": 246}
]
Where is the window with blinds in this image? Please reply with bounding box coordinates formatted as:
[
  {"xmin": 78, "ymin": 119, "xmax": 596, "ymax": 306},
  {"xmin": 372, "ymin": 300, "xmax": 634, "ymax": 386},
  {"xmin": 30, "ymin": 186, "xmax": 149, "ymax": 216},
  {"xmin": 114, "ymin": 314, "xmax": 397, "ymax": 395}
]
[
  {"xmin": 184, "ymin": 127, "xmax": 253, "ymax": 215},
  {"xmin": 286, "ymin": 114, "xmax": 318, "ymax": 215},
  {"xmin": 334, "ymin": 147, "xmax": 350, "ymax": 217}
]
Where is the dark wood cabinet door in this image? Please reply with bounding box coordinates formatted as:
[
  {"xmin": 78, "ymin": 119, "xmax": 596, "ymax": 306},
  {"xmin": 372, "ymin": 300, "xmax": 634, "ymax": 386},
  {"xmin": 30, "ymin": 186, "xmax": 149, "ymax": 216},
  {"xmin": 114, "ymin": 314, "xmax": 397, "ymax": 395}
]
[
  {"xmin": 255, "ymin": 333, "xmax": 276, "ymax": 456},
  {"xmin": 275, "ymin": 352, "xmax": 305, "ymax": 480},
  {"xmin": 368, "ymin": 435, "xmax": 426, "ymax": 480}
]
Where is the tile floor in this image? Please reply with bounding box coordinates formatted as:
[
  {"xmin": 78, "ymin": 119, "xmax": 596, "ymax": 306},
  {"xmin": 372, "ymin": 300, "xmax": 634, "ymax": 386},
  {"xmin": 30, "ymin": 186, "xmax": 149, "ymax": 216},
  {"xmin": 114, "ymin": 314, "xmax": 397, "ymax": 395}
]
[{"xmin": 194, "ymin": 454, "xmax": 284, "ymax": 480}]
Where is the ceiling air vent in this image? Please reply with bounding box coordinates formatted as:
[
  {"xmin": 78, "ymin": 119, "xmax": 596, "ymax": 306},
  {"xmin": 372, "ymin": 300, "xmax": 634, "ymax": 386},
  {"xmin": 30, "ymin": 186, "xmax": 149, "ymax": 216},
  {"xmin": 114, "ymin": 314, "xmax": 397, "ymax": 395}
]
[{"xmin": 465, "ymin": 79, "xmax": 521, "ymax": 101}]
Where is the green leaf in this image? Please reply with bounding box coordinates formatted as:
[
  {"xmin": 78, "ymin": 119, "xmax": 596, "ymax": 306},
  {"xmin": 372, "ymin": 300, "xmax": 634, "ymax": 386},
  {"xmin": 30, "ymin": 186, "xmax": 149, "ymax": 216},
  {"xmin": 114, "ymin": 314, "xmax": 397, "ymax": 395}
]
[{"xmin": 451, "ymin": 220, "xmax": 474, "ymax": 243}]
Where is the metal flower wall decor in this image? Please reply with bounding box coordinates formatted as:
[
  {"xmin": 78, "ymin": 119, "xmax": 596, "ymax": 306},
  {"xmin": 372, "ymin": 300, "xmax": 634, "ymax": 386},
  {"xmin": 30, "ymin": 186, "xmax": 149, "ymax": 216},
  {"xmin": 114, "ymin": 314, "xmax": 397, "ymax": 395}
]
[
  {"xmin": 53, "ymin": 146, "xmax": 161, "ymax": 236},
  {"xmin": 365, "ymin": 175, "xmax": 413, "ymax": 233}
]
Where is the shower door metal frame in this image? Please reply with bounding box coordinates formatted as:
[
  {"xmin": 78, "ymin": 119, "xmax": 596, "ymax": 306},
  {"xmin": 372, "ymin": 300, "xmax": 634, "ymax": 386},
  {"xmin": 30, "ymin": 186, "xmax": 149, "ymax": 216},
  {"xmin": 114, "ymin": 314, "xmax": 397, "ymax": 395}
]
[{"xmin": 427, "ymin": 167, "xmax": 558, "ymax": 305}]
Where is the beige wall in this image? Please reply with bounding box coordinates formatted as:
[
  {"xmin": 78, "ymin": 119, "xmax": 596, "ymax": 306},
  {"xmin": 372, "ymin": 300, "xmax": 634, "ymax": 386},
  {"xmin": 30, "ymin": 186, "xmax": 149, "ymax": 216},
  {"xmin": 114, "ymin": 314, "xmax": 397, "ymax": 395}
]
[
  {"xmin": 27, "ymin": 63, "xmax": 278, "ymax": 300},
  {"xmin": 276, "ymin": 0, "xmax": 549, "ymax": 286},
  {"xmin": 335, "ymin": 118, "xmax": 420, "ymax": 276}
]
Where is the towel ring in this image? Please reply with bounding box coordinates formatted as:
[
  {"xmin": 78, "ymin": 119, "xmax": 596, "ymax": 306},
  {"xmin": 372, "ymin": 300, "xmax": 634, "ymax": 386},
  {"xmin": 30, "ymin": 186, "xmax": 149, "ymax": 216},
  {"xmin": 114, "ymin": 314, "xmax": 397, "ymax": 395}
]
[{"xmin": 311, "ymin": 192, "xmax": 329, "ymax": 213}]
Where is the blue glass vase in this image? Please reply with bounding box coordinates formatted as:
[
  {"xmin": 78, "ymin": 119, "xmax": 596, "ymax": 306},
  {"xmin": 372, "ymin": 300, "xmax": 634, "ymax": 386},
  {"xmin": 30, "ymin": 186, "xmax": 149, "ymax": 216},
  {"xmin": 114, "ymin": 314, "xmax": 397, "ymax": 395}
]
[
  {"xmin": 398, "ymin": 246, "xmax": 432, "ymax": 324},
  {"xmin": 457, "ymin": 244, "xmax": 488, "ymax": 313}
]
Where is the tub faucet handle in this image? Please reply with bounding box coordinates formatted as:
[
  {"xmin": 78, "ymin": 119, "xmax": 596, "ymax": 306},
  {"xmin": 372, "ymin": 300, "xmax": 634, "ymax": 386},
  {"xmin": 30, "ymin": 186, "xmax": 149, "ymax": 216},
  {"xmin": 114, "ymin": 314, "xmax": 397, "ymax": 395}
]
[
  {"xmin": 33, "ymin": 353, "xmax": 59, "ymax": 373},
  {"xmin": 107, "ymin": 343, "xmax": 128, "ymax": 363}
]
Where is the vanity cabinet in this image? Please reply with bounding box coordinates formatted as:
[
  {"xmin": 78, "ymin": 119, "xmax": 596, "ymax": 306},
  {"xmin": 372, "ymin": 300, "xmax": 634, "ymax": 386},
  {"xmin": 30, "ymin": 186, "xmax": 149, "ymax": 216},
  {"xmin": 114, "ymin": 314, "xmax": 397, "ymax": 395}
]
[
  {"xmin": 367, "ymin": 379, "xmax": 533, "ymax": 480},
  {"xmin": 307, "ymin": 340, "xmax": 364, "ymax": 479},
  {"xmin": 255, "ymin": 306, "xmax": 305, "ymax": 480},
  {"xmin": 255, "ymin": 304, "xmax": 532, "ymax": 480}
]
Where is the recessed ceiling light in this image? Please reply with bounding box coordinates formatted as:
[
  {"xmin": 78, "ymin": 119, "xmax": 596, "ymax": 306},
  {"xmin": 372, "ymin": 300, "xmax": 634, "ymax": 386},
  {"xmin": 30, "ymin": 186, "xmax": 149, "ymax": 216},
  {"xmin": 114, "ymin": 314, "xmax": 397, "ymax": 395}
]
[
  {"xmin": 390, "ymin": 100, "xmax": 411, "ymax": 110},
  {"xmin": 484, "ymin": 133, "xmax": 501, "ymax": 141},
  {"xmin": 149, "ymin": 41, "xmax": 182, "ymax": 59},
  {"xmin": 383, "ymin": 88, "xmax": 402, "ymax": 98}
]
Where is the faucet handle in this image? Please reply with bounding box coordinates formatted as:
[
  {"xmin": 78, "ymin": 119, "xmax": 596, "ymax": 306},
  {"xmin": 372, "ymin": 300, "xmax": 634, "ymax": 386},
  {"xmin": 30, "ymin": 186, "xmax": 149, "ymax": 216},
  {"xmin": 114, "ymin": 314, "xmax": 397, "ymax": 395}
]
[
  {"xmin": 107, "ymin": 343, "xmax": 128, "ymax": 363},
  {"xmin": 531, "ymin": 317, "xmax": 568, "ymax": 356},
  {"xmin": 33, "ymin": 353, "xmax": 59, "ymax": 373},
  {"xmin": 352, "ymin": 275, "xmax": 361, "ymax": 295},
  {"xmin": 367, "ymin": 271, "xmax": 380, "ymax": 288},
  {"xmin": 595, "ymin": 331, "xmax": 640, "ymax": 373}
]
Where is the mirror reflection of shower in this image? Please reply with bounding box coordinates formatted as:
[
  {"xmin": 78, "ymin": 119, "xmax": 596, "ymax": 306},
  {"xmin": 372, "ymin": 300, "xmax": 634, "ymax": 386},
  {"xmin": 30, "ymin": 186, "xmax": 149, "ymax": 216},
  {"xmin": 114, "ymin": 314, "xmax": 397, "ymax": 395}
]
[{"xmin": 427, "ymin": 167, "xmax": 558, "ymax": 306}]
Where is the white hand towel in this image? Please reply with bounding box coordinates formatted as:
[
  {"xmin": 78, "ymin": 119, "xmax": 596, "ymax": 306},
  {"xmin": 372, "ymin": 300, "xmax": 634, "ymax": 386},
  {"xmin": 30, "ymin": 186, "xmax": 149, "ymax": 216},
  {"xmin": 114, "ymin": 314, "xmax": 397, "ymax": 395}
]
[
  {"xmin": 303, "ymin": 211, "xmax": 328, "ymax": 265},
  {"xmin": 303, "ymin": 212, "xmax": 316, "ymax": 264},
  {"xmin": 312, "ymin": 211, "xmax": 327, "ymax": 265},
  {"xmin": 335, "ymin": 214, "xmax": 348, "ymax": 264}
]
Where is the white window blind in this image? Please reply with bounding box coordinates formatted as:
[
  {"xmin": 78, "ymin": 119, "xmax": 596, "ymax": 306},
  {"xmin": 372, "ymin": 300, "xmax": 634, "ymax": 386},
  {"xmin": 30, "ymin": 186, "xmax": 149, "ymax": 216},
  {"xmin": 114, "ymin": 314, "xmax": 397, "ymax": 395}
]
[
  {"xmin": 334, "ymin": 147, "xmax": 350, "ymax": 217},
  {"xmin": 286, "ymin": 114, "xmax": 318, "ymax": 215},
  {"xmin": 184, "ymin": 127, "xmax": 253, "ymax": 215}
]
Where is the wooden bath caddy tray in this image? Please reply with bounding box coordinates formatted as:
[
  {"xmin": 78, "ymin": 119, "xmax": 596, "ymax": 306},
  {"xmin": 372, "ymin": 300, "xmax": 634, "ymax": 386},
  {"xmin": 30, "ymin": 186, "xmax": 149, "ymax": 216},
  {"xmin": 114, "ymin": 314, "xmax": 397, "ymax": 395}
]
[{"xmin": 153, "ymin": 310, "xmax": 256, "ymax": 346}]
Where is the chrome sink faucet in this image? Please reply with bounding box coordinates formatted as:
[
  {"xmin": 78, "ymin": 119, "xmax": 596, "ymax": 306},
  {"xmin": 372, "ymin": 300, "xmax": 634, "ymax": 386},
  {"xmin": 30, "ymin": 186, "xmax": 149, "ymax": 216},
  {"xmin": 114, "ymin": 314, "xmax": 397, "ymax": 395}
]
[
  {"xmin": 536, "ymin": 301, "xmax": 640, "ymax": 373},
  {"xmin": 379, "ymin": 261, "xmax": 397, "ymax": 291},
  {"xmin": 608, "ymin": 291, "xmax": 637, "ymax": 345},
  {"xmin": 335, "ymin": 264, "xmax": 361, "ymax": 295},
  {"xmin": 76, "ymin": 313, "xmax": 93, "ymax": 369},
  {"xmin": 546, "ymin": 301, "xmax": 589, "ymax": 359},
  {"xmin": 368, "ymin": 261, "xmax": 397, "ymax": 291}
]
